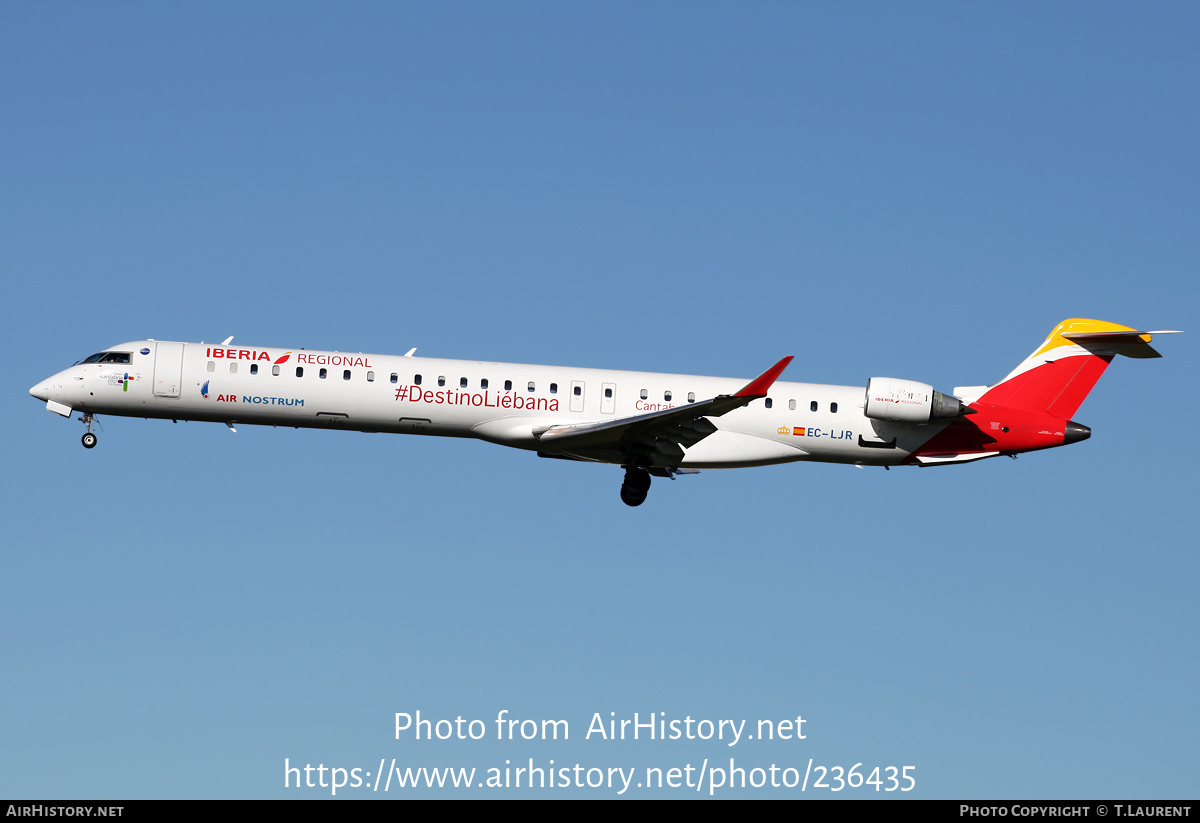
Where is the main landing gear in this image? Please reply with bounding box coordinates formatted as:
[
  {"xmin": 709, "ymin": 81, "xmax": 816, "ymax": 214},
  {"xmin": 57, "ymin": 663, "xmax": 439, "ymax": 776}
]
[
  {"xmin": 620, "ymin": 467, "xmax": 652, "ymax": 507},
  {"xmin": 618, "ymin": 465, "xmax": 701, "ymax": 506},
  {"xmin": 80, "ymin": 413, "xmax": 97, "ymax": 449}
]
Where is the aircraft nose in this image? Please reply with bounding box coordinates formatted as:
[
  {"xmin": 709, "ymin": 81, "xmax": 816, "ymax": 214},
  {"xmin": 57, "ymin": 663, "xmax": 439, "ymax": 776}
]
[{"xmin": 30, "ymin": 381, "xmax": 49, "ymax": 401}]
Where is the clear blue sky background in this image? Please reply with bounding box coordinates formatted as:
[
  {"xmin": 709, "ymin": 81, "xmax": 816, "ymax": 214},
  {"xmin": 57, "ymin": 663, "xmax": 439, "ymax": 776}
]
[{"xmin": 2, "ymin": 3, "xmax": 1196, "ymax": 798}]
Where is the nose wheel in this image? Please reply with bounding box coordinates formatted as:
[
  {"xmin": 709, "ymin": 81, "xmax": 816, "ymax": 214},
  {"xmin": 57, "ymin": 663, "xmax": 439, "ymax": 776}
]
[{"xmin": 80, "ymin": 413, "xmax": 98, "ymax": 449}]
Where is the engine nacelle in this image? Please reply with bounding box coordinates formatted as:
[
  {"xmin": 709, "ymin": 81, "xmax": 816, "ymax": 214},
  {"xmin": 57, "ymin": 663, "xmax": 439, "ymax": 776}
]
[{"xmin": 864, "ymin": 377, "xmax": 966, "ymax": 423}]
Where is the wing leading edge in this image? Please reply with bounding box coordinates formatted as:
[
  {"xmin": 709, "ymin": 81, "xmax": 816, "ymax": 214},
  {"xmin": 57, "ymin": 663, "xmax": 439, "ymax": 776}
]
[{"xmin": 534, "ymin": 356, "xmax": 793, "ymax": 469}]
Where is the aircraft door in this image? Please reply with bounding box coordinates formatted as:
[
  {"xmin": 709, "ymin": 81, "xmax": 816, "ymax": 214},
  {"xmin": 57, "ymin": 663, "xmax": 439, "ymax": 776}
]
[
  {"xmin": 569, "ymin": 381, "xmax": 585, "ymax": 413},
  {"xmin": 601, "ymin": 382, "xmax": 616, "ymax": 415},
  {"xmin": 153, "ymin": 342, "xmax": 185, "ymax": 398}
]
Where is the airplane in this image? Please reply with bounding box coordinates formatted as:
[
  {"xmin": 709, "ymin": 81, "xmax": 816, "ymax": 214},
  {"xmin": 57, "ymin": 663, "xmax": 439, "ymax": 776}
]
[{"xmin": 29, "ymin": 318, "xmax": 1178, "ymax": 506}]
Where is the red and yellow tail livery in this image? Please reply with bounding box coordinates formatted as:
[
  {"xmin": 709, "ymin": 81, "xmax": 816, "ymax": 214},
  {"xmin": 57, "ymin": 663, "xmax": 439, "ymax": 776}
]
[{"xmin": 909, "ymin": 319, "xmax": 1178, "ymax": 465}]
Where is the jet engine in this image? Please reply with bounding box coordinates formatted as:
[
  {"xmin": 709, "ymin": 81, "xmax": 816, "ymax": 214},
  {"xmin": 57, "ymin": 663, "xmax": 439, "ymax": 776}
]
[{"xmin": 864, "ymin": 377, "xmax": 968, "ymax": 423}]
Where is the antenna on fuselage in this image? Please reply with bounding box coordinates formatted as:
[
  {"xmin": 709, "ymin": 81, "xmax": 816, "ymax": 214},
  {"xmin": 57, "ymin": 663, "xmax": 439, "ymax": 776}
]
[
  {"xmin": 221, "ymin": 336, "xmax": 234, "ymax": 345},
  {"xmin": 404, "ymin": 348, "xmax": 417, "ymax": 357}
]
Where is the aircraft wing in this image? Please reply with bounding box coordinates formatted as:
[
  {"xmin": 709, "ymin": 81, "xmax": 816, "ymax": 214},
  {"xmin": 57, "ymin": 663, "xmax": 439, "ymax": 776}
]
[{"xmin": 535, "ymin": 356, "xmax": 793, "ymax": 469}]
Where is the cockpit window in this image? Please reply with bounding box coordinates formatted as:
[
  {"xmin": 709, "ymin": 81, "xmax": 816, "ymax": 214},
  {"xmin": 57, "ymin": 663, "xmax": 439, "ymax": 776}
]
[{"xmin": 81, "ymin": 352, "xmax": 132, "ymax": 364}]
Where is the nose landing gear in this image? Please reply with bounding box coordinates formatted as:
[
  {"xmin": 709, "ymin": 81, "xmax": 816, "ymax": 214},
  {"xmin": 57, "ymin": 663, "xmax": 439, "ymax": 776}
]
[{"xmin": 80, "ymin": 413, "xmax": 97, "ymax": 449}]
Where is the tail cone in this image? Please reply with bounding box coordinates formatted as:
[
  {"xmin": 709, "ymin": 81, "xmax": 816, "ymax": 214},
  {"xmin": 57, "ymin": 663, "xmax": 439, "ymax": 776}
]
[{"xmin": 1063, "ymin": 421, "xmax": 1091, "ymax": 445}]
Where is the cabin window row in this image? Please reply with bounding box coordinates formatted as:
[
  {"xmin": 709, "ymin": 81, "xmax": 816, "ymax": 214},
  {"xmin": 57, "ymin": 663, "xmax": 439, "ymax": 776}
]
[
  {"xmin": 211, "ymin": 361, "xmax": 374, "ymax": 381},
  {"xmin": 208, "ymin": 362, "xmax": 566, "ymax": 394},
  {"xmin": 206, "ymin": 361, "xmax": 842, "ymax": 413},
  {"xmin": 764, "ymin": 398, "xmax": 838, "ymax": 413},
  {"xmin": 420, "ymin": 374, "xmax": 561, "ymax": 394},
  {"xmin": 637, "ymin": 389, "xmax": 698, "ymax": 403}
]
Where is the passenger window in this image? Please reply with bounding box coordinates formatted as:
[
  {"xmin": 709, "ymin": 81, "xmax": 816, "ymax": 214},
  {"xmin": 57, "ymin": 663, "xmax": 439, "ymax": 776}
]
[
  {"xmin": 831, "ymin": 402, "xmax": 838, "ymax": 413},
  {"xmin": 664, "ymin": 391, "xmax": 672, "ymax": 401},
  {"xmin": 810, "ymin": 401, "xmax": 818, "ymax": 412},
  {"xmin": 640, "ymin": 389, "xmax": 648, "ymax": 400},
  {"xmin": 789, "ymin": 399, "xmax": 796, "ymax": 410},
  {"xmin": 415, "ymin": 374, "xmax": 422, "ymax": 385},
  {"xmin": 207, "ymin": 361, "xmax": 215, "ymax": 372},
  {"xmin": 272, "ymin": 365, "xmax": 280, "ymax": 376},
  {"xmin": 505, "ymin": 380, "xmax": 513, "ymax": 391},
  {"xmin": 229, "ymin": 362, "xmax": 238, "ymax": 374},
  {"xmin": 481, "ymin": 378, "xmax": 489, "ymax": 389},
  {"xmin": 296, "ymin": 367, "xmax": 304, "ymax": 378},
  {"xmin": 574, "ymin": 386, "xmax": 582, "ymax": 396},
  {"xmin": 367, "ymin": 371, "xmax": 375, "ymax": 382},
  {"xmin": 765, "ymin": 398, "xmax": 773, "ymax": 409},
  {"xmin": 320, "ymin": 368, "xmax": 327, "ymax": 379},
  {"xmin": 688, "ymin": 392, "xmax": 695, "ymax": 403},
  {"xmin": 460, "ymin": 377, "xmax": 468, "ymax": 388},
  {"xmin": 250, "ymin": 363, "xmax": 258, "ymax": 375},
  {"xmin": 528, "ymin": 381, "xmax": 535, "ymax": 393},
  {"xmin": 550, "ymin": 383, "xmax": 557, "ymax": 394},
  {"xmin": 438, "ymin": 376, "xmax": 446, "ymax": 387},
  {"xmin": 390, "ymin": 373, "xmax": 397, "ymax": 384},
  {"xmin": 343, "ymin": 370, "xmax": 351, "ymax": 381},
  {"xmin": 604, "ymin": 387, "xmax": 612, "ymax": 398}
]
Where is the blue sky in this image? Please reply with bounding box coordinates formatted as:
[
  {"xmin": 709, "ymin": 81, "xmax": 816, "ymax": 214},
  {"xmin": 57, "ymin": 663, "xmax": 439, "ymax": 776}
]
[{"xmin": 2, "ymin": 3, "xmax": 1196, "ymax": 798}]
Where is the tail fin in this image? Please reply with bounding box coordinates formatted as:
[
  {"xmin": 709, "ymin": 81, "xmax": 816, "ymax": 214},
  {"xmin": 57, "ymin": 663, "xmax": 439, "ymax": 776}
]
[{"xmin": 974, "ymin": 319, "xmax": 1178, "ymax": 418}]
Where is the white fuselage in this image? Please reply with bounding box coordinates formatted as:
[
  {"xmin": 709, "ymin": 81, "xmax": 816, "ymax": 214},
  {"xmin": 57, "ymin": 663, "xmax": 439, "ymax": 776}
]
[{"xmin": 31, "ymin": 340, "xmax": 949, "ymax": 468}]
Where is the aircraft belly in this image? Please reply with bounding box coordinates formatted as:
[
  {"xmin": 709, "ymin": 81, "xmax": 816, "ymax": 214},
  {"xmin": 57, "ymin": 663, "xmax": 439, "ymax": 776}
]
[
  {"xmin": 472, "ymin": 416, "xmax": 554, "ymax": 447},
  {"xmin": 680, "ymin": 430, "xmax": 808, "ymax": 468}
]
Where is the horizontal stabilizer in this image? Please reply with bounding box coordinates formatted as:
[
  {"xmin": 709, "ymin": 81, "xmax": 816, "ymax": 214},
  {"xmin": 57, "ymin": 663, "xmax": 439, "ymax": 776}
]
[{"xmin": 1061, "ymin": 329, "xmax": 1181, "ymax": 359}]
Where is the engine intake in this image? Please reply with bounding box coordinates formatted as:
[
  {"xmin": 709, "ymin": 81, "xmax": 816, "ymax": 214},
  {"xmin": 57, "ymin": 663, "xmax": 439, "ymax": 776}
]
[{"xmin": 864, "ymin": 377, "xmax": 966, "ymax": 423}]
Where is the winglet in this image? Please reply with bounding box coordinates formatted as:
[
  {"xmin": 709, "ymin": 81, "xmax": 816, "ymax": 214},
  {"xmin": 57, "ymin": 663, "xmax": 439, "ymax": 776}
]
[{"xmin": 735, "ymin": 356, "xmax": 794, "ymax": 398}]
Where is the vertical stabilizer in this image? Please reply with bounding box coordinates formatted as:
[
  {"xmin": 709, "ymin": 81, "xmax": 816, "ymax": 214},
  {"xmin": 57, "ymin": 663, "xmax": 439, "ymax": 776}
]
[{"xmin": 978, "ymin": 319, "xmax": 1168, "ymax": 418}]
